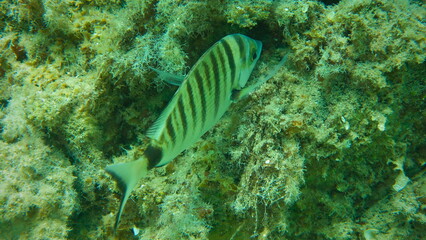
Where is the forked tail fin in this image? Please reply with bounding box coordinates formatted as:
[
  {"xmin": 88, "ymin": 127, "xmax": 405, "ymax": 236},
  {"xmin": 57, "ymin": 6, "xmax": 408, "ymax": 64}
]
[{"xmin": 105, "ymin": 158, "xmax": 149, "ymax": 233}]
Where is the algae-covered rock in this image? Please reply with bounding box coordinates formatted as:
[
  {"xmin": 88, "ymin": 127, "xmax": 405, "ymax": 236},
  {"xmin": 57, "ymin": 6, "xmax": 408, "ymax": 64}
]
[{"xmin": 0, "ymin": 0, "xmax": 424, "ymax": 239}]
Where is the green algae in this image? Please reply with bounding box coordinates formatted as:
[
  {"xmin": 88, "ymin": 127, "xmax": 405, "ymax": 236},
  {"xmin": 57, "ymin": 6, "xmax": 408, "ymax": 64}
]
[{"xmin": 0, "ymin": 0, "xmax": 425, "ymax": 239}]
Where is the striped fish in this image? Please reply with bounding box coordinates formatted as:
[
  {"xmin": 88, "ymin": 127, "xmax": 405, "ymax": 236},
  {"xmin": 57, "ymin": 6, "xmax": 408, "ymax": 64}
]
[{"xmin": 106, "ymin": 34, "xmax": 262, "ymax": 232}]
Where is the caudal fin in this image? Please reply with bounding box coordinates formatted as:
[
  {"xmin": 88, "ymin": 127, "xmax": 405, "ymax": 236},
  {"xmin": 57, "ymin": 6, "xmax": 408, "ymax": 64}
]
[{"xmin": 105, "ymin": 158, "xmax": 148, "ymax": 233}]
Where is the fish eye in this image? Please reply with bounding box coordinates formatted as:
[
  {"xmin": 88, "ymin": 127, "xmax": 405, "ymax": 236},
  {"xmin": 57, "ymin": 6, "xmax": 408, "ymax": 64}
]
[{"xmin": 252, "ymin": 52, "xmax": 257, "ymax": 60}]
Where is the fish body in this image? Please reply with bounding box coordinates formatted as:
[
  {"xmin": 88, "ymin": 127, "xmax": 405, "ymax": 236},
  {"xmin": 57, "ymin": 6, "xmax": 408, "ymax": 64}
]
[
  {"xmin": 147, "ymin": 34, "xmax": 262, "ymax": 167},
  {"xmin": 106, "ymin": 34, "xmax": 262, "ymax": 231}
]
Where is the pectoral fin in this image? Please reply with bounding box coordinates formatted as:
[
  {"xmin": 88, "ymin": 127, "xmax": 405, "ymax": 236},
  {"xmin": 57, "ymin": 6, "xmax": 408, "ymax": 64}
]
[
  {"xmin": 149, "ymin": 67, "xmax": 185, "ymax": 86},
  {"xmin": 235, "ymin": 53, "xmax": 288, "ymax": 101}
]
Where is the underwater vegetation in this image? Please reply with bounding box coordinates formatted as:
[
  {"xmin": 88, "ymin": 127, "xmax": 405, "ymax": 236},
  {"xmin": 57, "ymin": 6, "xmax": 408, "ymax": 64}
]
[{"xmin": 0, "ymin": 0, "xmax": 425, "ymax": 239}]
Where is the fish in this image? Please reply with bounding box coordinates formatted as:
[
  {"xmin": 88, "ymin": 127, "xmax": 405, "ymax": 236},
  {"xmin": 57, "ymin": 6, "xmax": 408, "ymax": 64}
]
[{"xmin": 106, "ymin": 33, "xmax": 276, "ymax": 232}]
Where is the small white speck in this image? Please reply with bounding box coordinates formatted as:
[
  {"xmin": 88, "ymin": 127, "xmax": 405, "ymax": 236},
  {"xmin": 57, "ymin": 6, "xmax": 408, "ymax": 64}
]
[
  {"xmin": 340, "ymin": 116, "xmax": 350, "ymax": 130},
  {"xmin": 132, "ymin": 226, "xmax": 140, "ymax": 236}
]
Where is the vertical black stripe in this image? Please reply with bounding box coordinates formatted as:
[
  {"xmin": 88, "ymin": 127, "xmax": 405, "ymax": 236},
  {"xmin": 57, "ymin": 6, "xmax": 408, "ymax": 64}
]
[
  {"xmin": 202, "ymin": 61, "xmax": 212, "ymax": 100},
  {"xmin": 166, "ymin": 116, "xmax": 175, "ymax": 141},
  {"xmin": 177, "ymin": 97, "xmax": 187, "ymax": 139},
  {"xmin": 222, "ymin": 40, "xmax": 236, "ymax": 86},
  {"xmin": 234, "ymin": 35, "xmax": 245, "ymax": 58},
  {"xmin": 194, "ymin": 69, "xmax": 207, "ymax": 124},
  {"xmin": 210, "ymin": 52, "xmax": 221, "ymax": 116},
  {"xmin": 217, "ymin": 45, "xmax": 227, "ymax": 105},
  {"xmin": 187, "ymin": 82, "xmax": 198, "ymax": 128}
]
